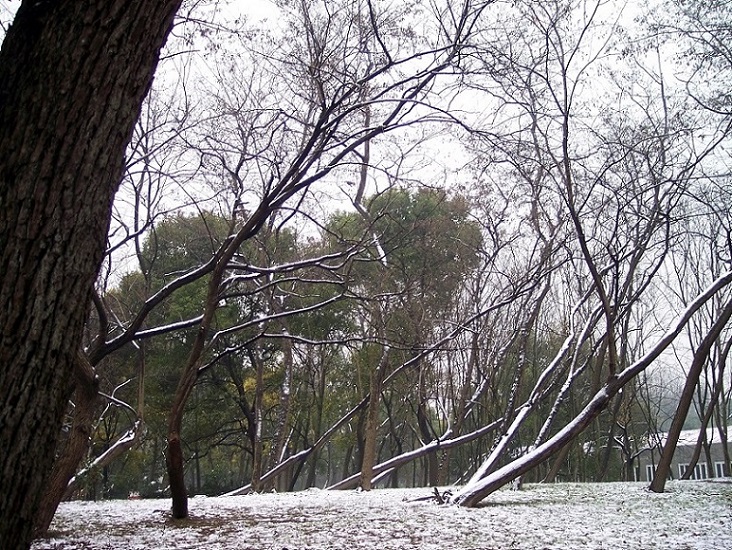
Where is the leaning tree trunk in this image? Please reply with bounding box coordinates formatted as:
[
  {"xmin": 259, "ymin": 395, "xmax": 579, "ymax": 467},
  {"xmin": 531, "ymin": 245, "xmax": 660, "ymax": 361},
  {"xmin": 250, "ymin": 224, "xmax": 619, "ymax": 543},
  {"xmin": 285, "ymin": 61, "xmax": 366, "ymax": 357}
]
[
  {"xmin": 650, "ymin": 296, "xmax": 732, "ymax": 492},
  {"xmin": 36, "ymin": 320, "xmax": 147, "ymax": 538},
  {"xmin": 166, "ymin": 203, "xmax": 273, "ymax": 518},
  {"xmin": 0, "ymin": 3, "xmax": 181, "ymax": 548},
  {"xmin": 452, "ymin": 272, "xmax": 732, "ymax": 506},
  {"xmin": 681, "ymin": 371, "xmax": 724, "ymax": 480},
  {"xmin": 167, "ymin": 343, "xmax": 206, "ymax": 519},
  {"xmin": 33, "ymin": 353, "xmax": 100, "ymax": 538}
]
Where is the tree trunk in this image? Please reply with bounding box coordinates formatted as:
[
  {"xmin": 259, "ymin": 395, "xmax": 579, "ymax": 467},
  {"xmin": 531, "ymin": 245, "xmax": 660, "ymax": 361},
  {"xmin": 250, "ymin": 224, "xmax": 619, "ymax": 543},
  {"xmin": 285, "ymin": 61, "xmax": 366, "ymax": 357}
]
[
  {"xmin": 166, "ymin": 362, "xmax": 201, "ymax": 519},
  {"xmin": 252, "ymin": 351, "xmax": 265, "ymax": 492},
  {"xmin": 359, "ymin": 351, "xmax": 388, "ymax": 490},
  {"xmin": 650, "ymin": 296, "xmax": 732, "ymax": 492},
  {"xmin": 682, "ymin": 372, "xmax": 723, "ymax": 479},
  {"xmin": 268, "ymin": 321, "xmax": 294, "ymax": 484},
  {"xmin": 33, "ymin": 353, "xmax": 99, "ymax": 538},
  {"xmin": 452, "ymin": 272, "xmax": 732, "ymax": 506},
  {"xmin": 416, "ymin": 361, "xmax": 440, "ymax": 486},
  {"xmin": 305, "ymin": 357, "xmax": 327, "ymax": 488},
  {"xmin": 36, "ymin": 339, "xmax": 146, "ymax": 536},
  {"xmin": 715, "ymin": 399, "xmax": 731, "ymax": 477},
  {"xmin": 596, "ymin": 395, "xmax": 624, "ymax": 481},
  {"xmin": 0, "ymin": 3, "xmax": 180, "ymax": 548},
  {"xmin": 544, "ymin": 440, "xmax": 573, "ymax": 483},
  {"xmin": 714, "ymin": 337, "xmax": 732, "ymax": 476}
]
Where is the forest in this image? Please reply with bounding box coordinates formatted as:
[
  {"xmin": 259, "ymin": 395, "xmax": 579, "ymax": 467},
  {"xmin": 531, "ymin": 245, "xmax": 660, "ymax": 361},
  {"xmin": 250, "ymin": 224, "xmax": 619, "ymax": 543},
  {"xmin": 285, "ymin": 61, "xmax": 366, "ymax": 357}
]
[{"xmin": 1, "ymin": 0, "xmax": 731, "ymax": 544}]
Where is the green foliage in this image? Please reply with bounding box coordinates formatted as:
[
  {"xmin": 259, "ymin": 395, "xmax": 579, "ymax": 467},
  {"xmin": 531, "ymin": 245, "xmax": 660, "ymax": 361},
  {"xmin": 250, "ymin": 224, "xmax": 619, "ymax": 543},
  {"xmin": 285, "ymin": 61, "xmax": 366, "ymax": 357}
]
[
  {"xmin": 329, "ymin": 187, "xmax": 482, "ymax": 344},
  {"xmin": 141, "ymin": 211, "xmax": 231, "ymax": 286},
  {"xmin": 331, "ymin": 187, "xmax": 481, "ymax": 297}
]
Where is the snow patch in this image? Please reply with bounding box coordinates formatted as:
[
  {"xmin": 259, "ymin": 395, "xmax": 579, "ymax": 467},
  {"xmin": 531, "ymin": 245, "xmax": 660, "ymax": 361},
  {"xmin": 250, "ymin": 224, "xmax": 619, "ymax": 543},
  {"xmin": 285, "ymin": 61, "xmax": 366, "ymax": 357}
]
[{"xmin": 33, "ymin": 482, "xmax": 732, "ymax": 549}]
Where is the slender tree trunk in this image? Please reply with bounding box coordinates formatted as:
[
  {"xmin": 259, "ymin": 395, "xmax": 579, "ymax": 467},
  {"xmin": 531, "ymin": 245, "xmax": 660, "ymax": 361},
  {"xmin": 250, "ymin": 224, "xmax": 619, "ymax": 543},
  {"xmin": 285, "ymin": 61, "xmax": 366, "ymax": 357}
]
[
  {"xmin": 343, "ymin": 444, "xmax": 355, "ymax": 482},
  {"xmin": 359, "ymin": 351, "xmax": 388, "ymax": 490},
  {"xmin": 715, "ymin": 404, "xmax": 731, "ymax": 477},
  {"xmin": 544, "ymin": 440, "xmax": 573, "ymax": 483},
  {"xmin": 252, "ymin": 351, "xmax": 265, "ymax": 492},
  {"xmin": 164, "ymin": 200, "xmax": 274, "ymax": 516},
  {"xmin": 682, "ymin": 373, "xmax": 723, "ymax": 479},
  {"xmin": 597, "ymin": 395, "xmax": 624, "ymax": 481},
  {"xmin": 166, "ymin": 276, "xmax": 223, "ymax": 517},
  {"xmin": 650, "ymin": 296, "xmax": 732, "ymax": 492},
  {"xmin": 452, "ymin": 272, "xmax": 732, "ymax": 506},
  {"xmin": 33, "ymin": 353, "xmax": 99, "ymax": 538},
  {"xmin": 166, "ymin": 364, "xmax": 200, "ymax": 518},
  {"xmin": 306, "ymin": 358, "xmax": 327, "ymax": 488},
  {"xmin": 0, "ymin": 3, "xmax": 181, "ymax": 547},
  {"xmin": 269, "ymin": 322, "xmax": 294, "ymax": 484},
  {"xmin": 715, "ymin": 337, "xmax": 732, "ymax": 476},
  {"xmin": 416, "ymin": 360, "xmax": 439, "ymax": 486},
  {"xmin": 441, "ymin": 330, "xmax": 480, "ymax": 485}
]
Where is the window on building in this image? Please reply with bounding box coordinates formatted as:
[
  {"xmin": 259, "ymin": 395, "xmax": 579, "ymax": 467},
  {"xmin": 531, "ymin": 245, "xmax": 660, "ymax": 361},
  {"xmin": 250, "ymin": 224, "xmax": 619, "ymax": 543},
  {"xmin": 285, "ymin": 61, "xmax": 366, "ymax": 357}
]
[
  {"xmin": 715, "ymin": 461, "xmax": 731, "ymax": 478},
  {"xmin": 679, "ymin": 463, "xmax": 708, "ymax": 480},
  {"xmin": 646, "ymin": 464, "xmax": 654, "ymax": 482}
]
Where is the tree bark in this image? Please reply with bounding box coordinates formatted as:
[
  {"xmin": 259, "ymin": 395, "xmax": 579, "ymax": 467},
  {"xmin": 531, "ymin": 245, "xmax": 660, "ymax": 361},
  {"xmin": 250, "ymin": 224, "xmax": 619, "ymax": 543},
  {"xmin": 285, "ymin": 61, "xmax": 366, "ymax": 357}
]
[
  {"xmin": 416, "ymin": 359, "xmax": 440, "ymax": 486},
  {"xmin": 252, "ymin": 349, "xmax": 265, "ymax": 492},
  {"xmin": 33, "ymin": 353, "xmax": 100, "ymax": 538},
  {"xmin": 167, "ymin": 356, "xmax": 202, "ymax": 519},
  {"xmin": 0, "ymin": 3, "xmax": 180, "ymax": 547},
  {"xmin": 268, "ymin": 321, "xmax": 294, "ymax": 489},
  {"xmin": 37, "ymin": 316, "xmax": 147, "ymax": 537},
  {"xmin": 650, "ymin": 296, "xmax": 732, "ymax": 492},
  {"xmin": 359, "ymin": 350, "xmax": 388, "ymax": 490}
]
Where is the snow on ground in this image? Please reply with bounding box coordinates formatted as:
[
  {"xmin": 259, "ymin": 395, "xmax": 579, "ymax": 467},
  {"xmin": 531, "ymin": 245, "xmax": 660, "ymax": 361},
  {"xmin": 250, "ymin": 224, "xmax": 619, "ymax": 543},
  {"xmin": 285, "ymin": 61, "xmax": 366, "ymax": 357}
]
[{"xmin": 33, "ymin": 481, "xmax": 732, "ymax": 549}]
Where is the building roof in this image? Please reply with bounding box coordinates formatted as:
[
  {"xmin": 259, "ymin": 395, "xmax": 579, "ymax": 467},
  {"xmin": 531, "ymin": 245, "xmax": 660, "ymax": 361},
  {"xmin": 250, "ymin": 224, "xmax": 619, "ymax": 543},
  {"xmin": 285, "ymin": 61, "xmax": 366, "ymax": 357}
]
[{"xmin": 649, "ymin": 426, "xmax": 731, "ymax": 447}]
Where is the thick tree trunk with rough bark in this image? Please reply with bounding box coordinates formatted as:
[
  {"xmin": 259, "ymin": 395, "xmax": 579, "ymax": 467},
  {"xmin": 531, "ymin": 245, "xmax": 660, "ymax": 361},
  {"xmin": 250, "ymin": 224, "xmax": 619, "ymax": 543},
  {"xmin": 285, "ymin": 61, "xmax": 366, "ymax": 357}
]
[{"xmin": 0, "ymin": 3, "xmax": 181, "ymax": 547}]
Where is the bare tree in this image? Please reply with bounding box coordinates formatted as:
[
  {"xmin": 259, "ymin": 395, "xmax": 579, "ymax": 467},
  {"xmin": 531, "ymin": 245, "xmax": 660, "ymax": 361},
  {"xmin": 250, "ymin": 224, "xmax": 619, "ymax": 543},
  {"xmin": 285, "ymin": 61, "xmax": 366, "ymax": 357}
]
[
  {"xmin": 449, "ymin": 0, "xmax": 732, "ymax": 504},
  {"xmin": 160, "ymin": 0, "xmax": 495, "ymax": 518},
  {"xmin": 452, "ymin": 270, "xmax": 732, "ymax": 506}
]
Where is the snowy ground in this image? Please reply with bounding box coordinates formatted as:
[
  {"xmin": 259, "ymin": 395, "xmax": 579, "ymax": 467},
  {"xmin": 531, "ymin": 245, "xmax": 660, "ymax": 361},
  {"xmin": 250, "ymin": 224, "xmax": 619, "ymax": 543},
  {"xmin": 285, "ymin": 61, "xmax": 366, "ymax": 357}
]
[{"xmin": 33, "ymin": 481, "xmax": 732, "ymax": 549}]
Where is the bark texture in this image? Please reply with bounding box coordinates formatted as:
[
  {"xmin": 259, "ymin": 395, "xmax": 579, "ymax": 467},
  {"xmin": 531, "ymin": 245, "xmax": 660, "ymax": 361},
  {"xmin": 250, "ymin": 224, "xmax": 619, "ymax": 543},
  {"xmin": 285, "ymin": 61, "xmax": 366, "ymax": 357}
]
[
  {"xmin": 0, "ymin": 2, "xmax": 181, "ymax": 547},
  {"xmin": 33, "ymin": 353, "xmax": 100, "ymax": 538}
]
